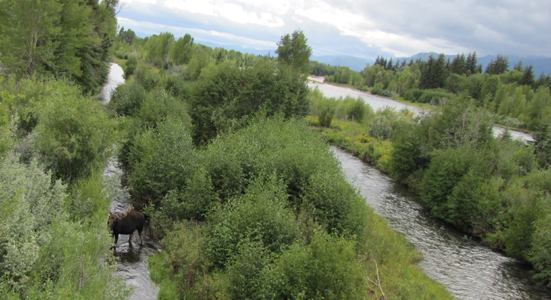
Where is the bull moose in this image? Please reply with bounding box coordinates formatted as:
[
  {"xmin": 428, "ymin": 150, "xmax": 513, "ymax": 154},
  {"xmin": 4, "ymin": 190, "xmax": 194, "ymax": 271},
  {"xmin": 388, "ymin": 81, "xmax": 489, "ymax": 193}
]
[{"xmin": 108, "ymin": 205, "xmax": 147, "ymax": 250}]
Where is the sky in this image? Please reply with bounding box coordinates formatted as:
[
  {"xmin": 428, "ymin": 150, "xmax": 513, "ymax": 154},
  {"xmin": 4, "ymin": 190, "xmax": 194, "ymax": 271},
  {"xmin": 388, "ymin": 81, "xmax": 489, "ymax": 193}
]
[{"xmin": 116, "ymin": 0, "xmax": 551, "ymax": 60}]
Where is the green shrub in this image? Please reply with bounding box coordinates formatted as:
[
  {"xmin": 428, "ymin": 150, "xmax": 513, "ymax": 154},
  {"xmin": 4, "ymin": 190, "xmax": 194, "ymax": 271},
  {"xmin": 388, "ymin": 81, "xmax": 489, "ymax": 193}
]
[
  {"xmin": 417, "ymin": 89, "xmax": 456, "ymax": 104},
  {"xmin": 124, "ymin": 57, "xmax": 138, "ymax": 79},
  {"xmin": 33, "ymin": 84, "xmax": 116, "ymax": 182},
  {"xmin": 266, "ymin": 231, "xmax": 367, "ymax": 299},
  {"xmin": 205, "ymin": 174, "xmax": 300, "ymax": 268},
  {"xmin": 135, "ymin": 65, "xmax": 161, "ymax": 91},
  {"xmin": 226, "ymin": 239, "xmax": 272, "ymax": 299},
  {"xmin": 346, "ymin": 97, "xmax": 367, "ymax": 122},
  {"xmin": 109, "ymin": 81, "xmax": 147, "ymax": 117},
  {"xmin": 419, "ymin": 145, "xmax": 478, "ymax": 219},
  {"xmin": 369, "ymin": 115, "xmax": 393, "ymax": 139},
  {"xmin": 0, "ymin": 154, "xmax": 127, "ymax": 299},
  {"xmin": 302, "ymin": 169, "xmax": 369, "ymax": 238},
  {"xmin": 318, "ymin": 107, "xmax": 334, "ymax": 127},
  {"xmin": 401, "ymin": 88, "xmax": 424, "ymax": 102},
  {"xmin": 529, "ymin": 208, "xmax": 551, "ymax": 286},
  {"xmin": 127, "ymin": 117, "xmax": 196, "ymax": 203},
  {"xmin": 190, "ymin": 61, "xmax": 309, "ymax": 145}
]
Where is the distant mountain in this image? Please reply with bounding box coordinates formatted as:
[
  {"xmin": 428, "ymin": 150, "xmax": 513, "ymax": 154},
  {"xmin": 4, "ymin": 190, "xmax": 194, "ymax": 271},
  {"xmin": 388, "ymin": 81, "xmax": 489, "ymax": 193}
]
[{"xmin": 311, "ymin": 55, "xmax": 371, "ymax": 72}]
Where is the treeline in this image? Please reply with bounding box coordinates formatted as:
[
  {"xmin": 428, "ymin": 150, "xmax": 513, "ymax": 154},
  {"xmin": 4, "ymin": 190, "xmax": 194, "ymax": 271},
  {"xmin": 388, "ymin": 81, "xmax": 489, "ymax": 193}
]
[
  {"xmin": 308, "ymin": 87, "xmax": 551, "ymax": 287},
  {"xmin": 106, "ymin": 30, "xmax": 453, "ymax": 298},
  {"xmin": 113, "ymin": 28, "xmax": 277, "ymax": 80},
  {"xmin": 0, "ymin": 0, "xmax": 119, "ymax": 93},
  {"xmin": 314, "ymin": 53, "xmax": 551, "ymax": 131}
]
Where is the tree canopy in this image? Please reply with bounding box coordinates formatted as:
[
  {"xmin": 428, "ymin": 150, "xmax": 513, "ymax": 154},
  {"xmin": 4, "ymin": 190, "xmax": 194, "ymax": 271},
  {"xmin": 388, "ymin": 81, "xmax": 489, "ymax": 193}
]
[{"xmin": 275, "ymin": 30, "xmax": 312, "ymax": 75}]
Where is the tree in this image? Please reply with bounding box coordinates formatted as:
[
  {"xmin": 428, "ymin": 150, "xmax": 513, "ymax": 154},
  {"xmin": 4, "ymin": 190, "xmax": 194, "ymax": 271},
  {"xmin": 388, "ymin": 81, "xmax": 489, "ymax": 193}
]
[
  {"xmin": 465, "ymin": 52, "xmax": 479, "ymax": 74},
  {"xmin": 0, "ymin": 0, "xmax": 119, "ymax": 93},
  {"xmin": 450, "ymin": 54, "xmax": 466, "ymax": 75},
  {"xmin": 0, "ymin": 0, "xmax": 61, "ymax": 75},
  {"xmin": 521, "ymin": 65, "xmax": 535, "ymax": 87},
  {"xmin": 169, "ymin": 33, "xmax": 194, "ymax": 65},
  {"xmin": 276, "ymin": 29, "xmax": 312, "ymax": 74},
  {"xmin": 118, "ymin": 27, "xmax": 136, "ymax": 45},
  {"xmin": 420, "ymin": 54, "xmax": 447, "ymax": 89},
  {"xmin": 485, "ymin": 55, "xmax": 509, "ymax": 75}
]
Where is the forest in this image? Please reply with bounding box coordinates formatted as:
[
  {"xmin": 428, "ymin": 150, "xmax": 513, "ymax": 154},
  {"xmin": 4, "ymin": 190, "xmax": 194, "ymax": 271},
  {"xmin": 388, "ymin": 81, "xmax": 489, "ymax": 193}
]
[
  {"xmin": 316, "ymin": 53, "xmax": 551, "ymax": 132},
  {"xmin": 0, "ymin": 0, "xmax": 550, "ymax": 298}
]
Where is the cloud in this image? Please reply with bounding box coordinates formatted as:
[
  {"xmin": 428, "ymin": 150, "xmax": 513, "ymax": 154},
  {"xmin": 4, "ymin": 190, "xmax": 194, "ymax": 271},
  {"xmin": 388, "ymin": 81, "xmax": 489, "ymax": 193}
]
[
  {"xmin": 118, "ymin": 0, "xmax": 551, "ymax": 58},
  {"xmin": 117, "ymin": 17, "xmax": 277, "ymax": 49}
]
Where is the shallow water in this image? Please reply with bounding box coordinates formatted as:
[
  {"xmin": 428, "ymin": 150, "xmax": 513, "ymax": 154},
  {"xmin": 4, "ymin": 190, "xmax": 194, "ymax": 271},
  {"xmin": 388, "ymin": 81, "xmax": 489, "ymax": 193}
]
[
  {"xmin": 99, "ymin": 62, "xmax": 125, "ymax": 104},
  {"xmin": 101, "ymin": 64, "xmax": 159, "ymax": 300},
  {"xmin": 332, "ymin": 146, "xmax": 550, "ymax": 299},
  {"xmin": 308, "ymin": 79, "xmax": 535, "ymax": 143}
]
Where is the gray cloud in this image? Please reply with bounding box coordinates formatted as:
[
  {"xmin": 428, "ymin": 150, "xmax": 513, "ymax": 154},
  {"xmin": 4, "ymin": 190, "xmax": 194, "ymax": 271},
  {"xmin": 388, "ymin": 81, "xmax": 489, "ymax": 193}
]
[{"xmin": 118, "ymin": 0, "xmax": 551, "ymax": 58}]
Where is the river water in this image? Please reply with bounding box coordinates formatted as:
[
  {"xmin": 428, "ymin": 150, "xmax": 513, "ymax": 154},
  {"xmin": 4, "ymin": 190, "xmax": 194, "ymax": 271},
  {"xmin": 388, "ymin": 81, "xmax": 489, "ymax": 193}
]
[
  {"xmin": 101, "ymin": 63, "xmax": 159, "ymax": 300},
  {"xmin": 332, "ymin": 148, "xmax": 551, "ymax": 299},
  {"xmin": 308, "ymin": 80, "xmax": 535, "ymax": 143}
]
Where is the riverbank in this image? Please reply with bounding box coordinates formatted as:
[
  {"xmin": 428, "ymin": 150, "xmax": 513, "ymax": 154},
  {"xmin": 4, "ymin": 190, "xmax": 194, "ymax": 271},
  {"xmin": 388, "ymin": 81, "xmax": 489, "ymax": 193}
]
[
  {"xmin": 307, "ymin": 109, "xmax": 551, "ymax": 293},
  {"xmin": 308, "ymin": 77, "xmax": 535, "ymax": 141}
]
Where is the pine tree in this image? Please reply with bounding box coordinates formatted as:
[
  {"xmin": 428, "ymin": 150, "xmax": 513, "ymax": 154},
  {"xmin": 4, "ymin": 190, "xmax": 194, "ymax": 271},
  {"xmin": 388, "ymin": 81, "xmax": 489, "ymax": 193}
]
[{"xmin": 520, "ymin": 65, "xmax": 535, "ymax": 87}]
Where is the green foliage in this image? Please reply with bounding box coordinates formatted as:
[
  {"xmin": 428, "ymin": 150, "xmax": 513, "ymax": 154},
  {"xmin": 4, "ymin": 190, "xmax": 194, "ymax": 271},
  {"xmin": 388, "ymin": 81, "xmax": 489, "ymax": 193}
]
[
  {"xmin": 205, "ymin": 174, "xmax": 300, "ymax": 268},
  {"xmin": 276, "ymin": 30, "xmax": 312, "ymax": 75},
  {"xmin": 0, "ymin": 154, "xmax": 127, "ymax": 299},
  {"xmin": 417, "ymin": 89, "xmax": 456, "ymax": 104},
  {"xmin": 190, "ymin": 61, "xmax": 309, "ymax": 145},
  {"xmin": 419, "ymin": 145, "xmax": 478, "ymax": 219},
  {"xmin": 33, "ymin": 83, "xmax": 116, "ymax": 182},
  {"xmin": 226, "ymin": 239, "xmax": 272, "ymax": 299},
  {"xmin": 109, "ymin": 81, "xmax": 146, "ymax": 117},
  {"xmin": 169, "ymin": 33, "xmax": 194, "ymax": 65},
  {"xmin": 302, "ymin": 169, "xmax": 369, "ymax": 238},
  {"xmin": 143, "ymin": 32, "xmax": 175, "ymax": 68},
  {"xmin": 124, "ymin": 57, "xmax": 138, "ymax": 79},
  {"xmin": 266, "ymin": 231, "xmax": 367, "ymax": 300},
  {"xmin": 0, "ymin": 0, "xmax": 118, "ymax": 93},
  {"xmin": 529, "ymin": 209, "xmax": 551, "ymax": 286},
  {"xmin": 127, "ymin": 117, "xmax": 196, "ymax": 202},
  {"xmin": 134, "ymin": 64, "xmax": 161, "ymax": 91},
  {"xmin": 401, "ymin": 88, "xmax": 424, "ymax": 102}
]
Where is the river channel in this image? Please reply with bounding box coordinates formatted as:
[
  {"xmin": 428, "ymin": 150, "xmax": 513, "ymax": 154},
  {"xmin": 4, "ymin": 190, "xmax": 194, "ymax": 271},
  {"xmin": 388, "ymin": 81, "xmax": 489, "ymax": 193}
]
[
  {"xmin": 100, "ymin": 63, "xmax": 159, "ymax": 300},
  {"xmin": 310, "ymin": 78, "xmax": 548, "ymax": 298},
  {"xmin": 308, "ymin": 80, "xmax": 535, "ymax": 143}
]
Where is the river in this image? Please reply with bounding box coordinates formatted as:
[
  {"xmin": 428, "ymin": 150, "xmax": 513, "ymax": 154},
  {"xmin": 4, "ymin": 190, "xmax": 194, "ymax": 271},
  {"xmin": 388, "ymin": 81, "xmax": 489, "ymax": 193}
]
[
  {"xmin": 332, "ymin": 146, "xmax": 550, "ymax": 299},
  {"xmin": 100, "ymin": 63, "xmax": 159, "ymax": 300},
  {"xmin": 308, "ymin": 80, "xmax": 535, "ymax": 143}
]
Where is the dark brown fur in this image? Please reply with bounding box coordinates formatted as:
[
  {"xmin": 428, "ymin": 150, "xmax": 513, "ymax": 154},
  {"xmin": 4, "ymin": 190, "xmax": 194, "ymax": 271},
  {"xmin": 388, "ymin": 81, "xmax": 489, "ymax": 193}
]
[{"xmin": 109, "ymin": 209, "xmax": 146, "ymax": 250}]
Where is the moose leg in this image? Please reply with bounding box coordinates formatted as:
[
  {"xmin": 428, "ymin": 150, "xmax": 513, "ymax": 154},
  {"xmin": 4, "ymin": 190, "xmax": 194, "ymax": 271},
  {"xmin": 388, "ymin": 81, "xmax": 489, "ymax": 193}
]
[
  {"xmin": 138, "ymin": 228, "xmax": 144, "ymax": 245},
  {"xmin": 129, "ymin": 232, "xmax": 133, "ymax": 244},
  {"xmin": 111, "ymin": 233, "xmax": 119, "ymax": 250}
]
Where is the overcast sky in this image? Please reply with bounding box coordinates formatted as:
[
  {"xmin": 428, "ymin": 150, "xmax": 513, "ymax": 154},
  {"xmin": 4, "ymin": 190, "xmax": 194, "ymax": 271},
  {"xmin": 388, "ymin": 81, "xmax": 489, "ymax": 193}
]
[{"xmin": 117, "ymin": 0, "xmax": 551, "ymax": 60}]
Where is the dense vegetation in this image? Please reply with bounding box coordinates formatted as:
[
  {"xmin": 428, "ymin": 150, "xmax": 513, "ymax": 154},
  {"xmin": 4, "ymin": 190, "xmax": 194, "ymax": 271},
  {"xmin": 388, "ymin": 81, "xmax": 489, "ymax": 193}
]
[
  {"xmin": 315, "ymin": 53, "xmax": 551, "ymax": 131},
  {"xmin": 0, "ymin": 0, "xmax": 119, "ymax": 93},
  {"xmin": 0, "ymin": 1, "xmax": 129, "ymax": 298},
  {"xmin": 307, "ymin": 86, "xmax": 551, "ymax": 287},
  {"xmin": 0, "ymin": 77, "xmax": 126, "ymax": 299},
  {"xmin": 2, "ymin": 1, "xmax": 546, "ymax": 296},
  {"xmin": 106, "ymin": 29, "xmax": 453, "ymax": 298}
]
